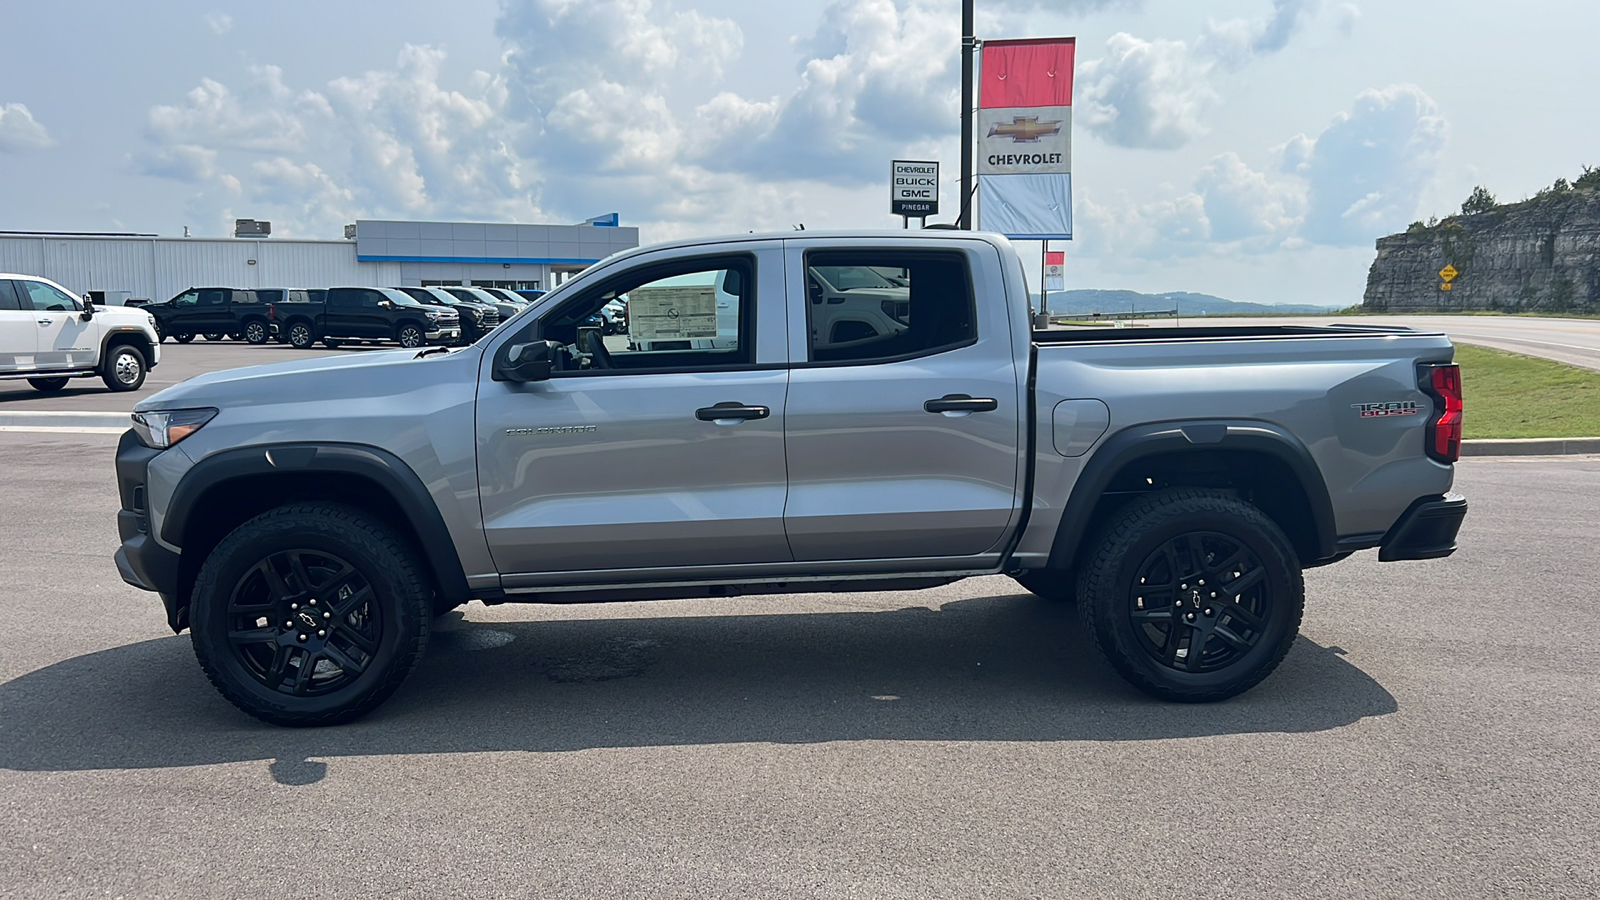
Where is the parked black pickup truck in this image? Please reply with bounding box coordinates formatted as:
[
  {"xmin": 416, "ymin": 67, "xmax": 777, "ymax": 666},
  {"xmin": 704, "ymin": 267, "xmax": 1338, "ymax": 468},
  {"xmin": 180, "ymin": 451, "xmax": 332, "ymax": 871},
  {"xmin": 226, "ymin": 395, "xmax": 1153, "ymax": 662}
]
[
  {"xmin": 145, "ymin": 287, "xmax": 270, "ymax": 344},
  {"xmin": 266, "ymin": 286, "xmax": 461, "ymax": 349}
]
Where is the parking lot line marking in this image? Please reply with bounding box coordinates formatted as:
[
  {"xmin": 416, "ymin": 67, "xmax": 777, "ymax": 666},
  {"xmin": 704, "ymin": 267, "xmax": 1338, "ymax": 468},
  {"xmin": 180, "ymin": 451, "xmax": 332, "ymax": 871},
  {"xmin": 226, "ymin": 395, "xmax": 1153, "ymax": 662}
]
[{"xmin": 0, "ymin": 425, "xmax": 126, "ymax": 434}]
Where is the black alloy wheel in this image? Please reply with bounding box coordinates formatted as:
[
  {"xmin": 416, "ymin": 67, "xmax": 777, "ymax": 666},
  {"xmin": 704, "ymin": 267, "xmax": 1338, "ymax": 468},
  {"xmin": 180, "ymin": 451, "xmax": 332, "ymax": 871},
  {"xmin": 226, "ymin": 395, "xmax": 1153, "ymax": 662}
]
[
  {"xmin": 223, "ymin": 549, "xmax": 383, "ymax": 698},
  {"xmin": 190, "ymin": 504, "xmax": 431, "ymax": 726},
  {"xmin": 27, "ymin": 376, "xmax": 70, "ymax": 392},
  {"xmin": 175, "ymin": 332, "xmax": 195, "ymax": 343},
  {"xmin": 1077, "ymin": 488, "xmax": 1303, "ymax": 702},
  {"xmin": 243, "ymin": 321, "xmax": 268, "ymax": 344},
  {"xmin": 287, "ymin": 322, "xmax": 315, "ymax": 349},
  {"xmin": 204, "ymin": 332, "xmax": 225, "ymax": 341},
  {"xmin": 396, "ymin": 324, "xmax": 424, "ymax": 348},
  {"xmin": 323, "ymin": 338, "xmax": 343, "ymax": 349}
]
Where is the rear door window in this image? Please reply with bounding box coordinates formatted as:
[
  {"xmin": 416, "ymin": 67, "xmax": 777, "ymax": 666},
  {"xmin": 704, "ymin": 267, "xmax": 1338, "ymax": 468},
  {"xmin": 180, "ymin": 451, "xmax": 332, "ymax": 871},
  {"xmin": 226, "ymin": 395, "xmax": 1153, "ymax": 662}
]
[
  {"xmin": 0, "ymin": 280, "xmax": 21, "ymax": 310},
  {"xmin": 803, "ymin": 251, "xmax": 975, "ymax": 364}
]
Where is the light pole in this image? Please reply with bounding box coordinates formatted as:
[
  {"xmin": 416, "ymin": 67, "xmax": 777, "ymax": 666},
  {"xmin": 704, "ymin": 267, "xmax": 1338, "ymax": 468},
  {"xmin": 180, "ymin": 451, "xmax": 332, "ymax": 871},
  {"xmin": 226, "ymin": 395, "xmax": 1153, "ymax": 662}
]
[{"xmin": 959, "ymin": 0, "xmax": 975, "ymax": 229}]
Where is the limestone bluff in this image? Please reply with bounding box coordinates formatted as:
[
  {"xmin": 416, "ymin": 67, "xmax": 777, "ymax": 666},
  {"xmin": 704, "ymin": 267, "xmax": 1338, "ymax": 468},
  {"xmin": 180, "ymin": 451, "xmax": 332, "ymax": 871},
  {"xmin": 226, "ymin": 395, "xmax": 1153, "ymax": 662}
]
[{"xmin": 1364, "ymin": 185, "xmax": 1600, "ymax": 313}]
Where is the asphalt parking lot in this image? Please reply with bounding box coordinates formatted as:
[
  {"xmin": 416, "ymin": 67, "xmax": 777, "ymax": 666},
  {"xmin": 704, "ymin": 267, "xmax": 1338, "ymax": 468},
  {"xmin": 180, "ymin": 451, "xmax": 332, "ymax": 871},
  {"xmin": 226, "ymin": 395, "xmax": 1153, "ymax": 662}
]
[{"xmin": 0, "ymin": 428, "xmax": 1596, "ymax": 898}]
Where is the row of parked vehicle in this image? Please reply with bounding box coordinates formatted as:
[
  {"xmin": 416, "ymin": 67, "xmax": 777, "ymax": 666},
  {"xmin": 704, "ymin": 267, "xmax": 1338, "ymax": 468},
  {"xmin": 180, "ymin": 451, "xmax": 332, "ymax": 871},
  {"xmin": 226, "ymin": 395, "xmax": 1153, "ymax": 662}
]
[{"xmin": 137, "ymin": 285, "xmax": 547, "ymax": 350}]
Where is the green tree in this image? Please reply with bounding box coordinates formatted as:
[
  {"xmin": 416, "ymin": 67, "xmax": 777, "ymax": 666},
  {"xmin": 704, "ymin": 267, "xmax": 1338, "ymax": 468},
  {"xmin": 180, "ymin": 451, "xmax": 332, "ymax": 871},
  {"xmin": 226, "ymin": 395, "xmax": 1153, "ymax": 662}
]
[
  {"xmin": 1576, "ymin": 165, "xmax": 1600, "ymax": 191},
  {"xmin": 1461, "ymin": 185, "xmax": 1498, "ymax": 215}
]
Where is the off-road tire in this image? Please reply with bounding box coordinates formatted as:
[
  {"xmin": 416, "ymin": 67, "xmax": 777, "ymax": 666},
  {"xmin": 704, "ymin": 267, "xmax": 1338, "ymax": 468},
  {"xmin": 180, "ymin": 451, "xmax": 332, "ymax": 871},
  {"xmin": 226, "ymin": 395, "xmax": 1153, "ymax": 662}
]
[
  {"xmin": 243, "ymin": 321, "xmax": 269, "ymax": 344},
  {"xmin": 287, "ymin": 322, "xmax": 316, "ymax": 350},
  {"xmin": 395, "ymin": 324, "xmax": 424, "ymax": 348},
  {"xmin": 28, "ymin": 377, "xmax": 70, "ymax": 392},
  {"xmin": 190, "ymin": 503, "xmax": 432, "ymax": 727},
  {"xmin": 101, "ymin": 344, "xmax": 147, "ymax": 392},
  {"xmin": 175, "ymin": 332, "xmax": 195, "ymax": 343},
  {"xmin": 1012, "ymin": 568, "xmax": 1075, "ymax": 603},
  {"xmin": 1077, "ymin": 488, "xmax": 1303, "ymax": 703}
]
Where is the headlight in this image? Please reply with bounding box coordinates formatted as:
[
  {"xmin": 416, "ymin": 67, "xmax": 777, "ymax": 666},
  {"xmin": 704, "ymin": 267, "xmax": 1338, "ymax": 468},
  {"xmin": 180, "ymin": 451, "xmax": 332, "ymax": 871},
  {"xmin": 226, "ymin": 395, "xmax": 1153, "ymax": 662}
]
[{"xmin": 131, "ymin": 408, "xmax": 217, "ymax": 449}]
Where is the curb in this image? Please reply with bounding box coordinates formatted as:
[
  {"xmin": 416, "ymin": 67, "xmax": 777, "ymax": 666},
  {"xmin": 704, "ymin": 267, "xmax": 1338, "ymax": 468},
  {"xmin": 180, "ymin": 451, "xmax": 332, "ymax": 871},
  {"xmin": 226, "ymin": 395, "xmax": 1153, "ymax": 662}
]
[
  {"xmin": 1461, "ymin": 437, "xmax": 1600, "ymax": 456},
  {"xmin": 0, "ymin": 411, "xmax": 129, "ymax": 433}
]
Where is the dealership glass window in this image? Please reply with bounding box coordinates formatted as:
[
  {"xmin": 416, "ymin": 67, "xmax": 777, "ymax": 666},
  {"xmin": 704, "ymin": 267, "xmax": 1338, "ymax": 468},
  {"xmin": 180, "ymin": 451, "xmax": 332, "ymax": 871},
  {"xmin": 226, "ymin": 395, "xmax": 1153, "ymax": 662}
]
[
  {"xmin": 803, "ymin": 251, "xmax": 975, "ymax": 364},
  {"xmin": 421, "ymin": 280, "xmax": 462, "ymax": 287},
  {"xmin": 533, "ymin": 256, "xmax": 753, "ymax": 375}
]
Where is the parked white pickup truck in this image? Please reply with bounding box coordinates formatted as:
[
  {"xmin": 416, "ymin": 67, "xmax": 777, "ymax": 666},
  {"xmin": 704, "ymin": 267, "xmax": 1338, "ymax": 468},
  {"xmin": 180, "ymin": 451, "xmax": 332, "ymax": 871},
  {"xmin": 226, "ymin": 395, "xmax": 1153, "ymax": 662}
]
[
  {"xmin": 1, "ymin": 273, "xmax": 160, "ymax": 392},
  {"xmin": 114, "ymin": 231, "xmax": 1466, "ymax": 725}
]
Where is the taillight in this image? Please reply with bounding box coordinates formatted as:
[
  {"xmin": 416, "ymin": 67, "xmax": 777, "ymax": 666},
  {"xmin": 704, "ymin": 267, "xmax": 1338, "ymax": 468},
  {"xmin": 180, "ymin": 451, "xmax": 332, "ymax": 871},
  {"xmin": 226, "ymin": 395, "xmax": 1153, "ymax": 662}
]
[{"xmin": 1422, "ymin": 363, "xmax": 1462, "ymax": 463}]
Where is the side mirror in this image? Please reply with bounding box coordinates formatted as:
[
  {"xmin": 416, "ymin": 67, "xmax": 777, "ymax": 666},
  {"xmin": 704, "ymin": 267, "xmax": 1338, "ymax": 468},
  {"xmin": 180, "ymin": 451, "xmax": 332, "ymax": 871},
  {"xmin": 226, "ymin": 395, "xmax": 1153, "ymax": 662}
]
[
  {"xmin": 80, "ymin": 299, "xmax": 95, "ymax": 321},
  {"xmin": 379, "ymin": 300, "xmax": 394, "ymax": 308},
  {"xmin": 494, "ymin": 340, "xmax": 557, "ymax": 382}
]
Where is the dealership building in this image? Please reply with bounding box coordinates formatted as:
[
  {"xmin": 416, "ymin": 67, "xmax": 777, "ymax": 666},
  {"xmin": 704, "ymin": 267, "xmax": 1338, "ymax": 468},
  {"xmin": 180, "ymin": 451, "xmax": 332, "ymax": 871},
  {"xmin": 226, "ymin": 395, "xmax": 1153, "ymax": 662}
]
[{"xmin": 0, "ymin": 216, "xmax": 640, "ymax": 305}]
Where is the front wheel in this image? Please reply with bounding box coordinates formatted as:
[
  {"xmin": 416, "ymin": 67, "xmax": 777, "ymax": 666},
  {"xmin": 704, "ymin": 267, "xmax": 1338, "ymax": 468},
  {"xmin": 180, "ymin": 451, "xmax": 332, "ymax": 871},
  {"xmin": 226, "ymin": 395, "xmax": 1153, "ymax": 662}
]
[
  {"xmin": 395, "ymin": 324, "xmax": 424, "ymax": 348},
  {"xmin": 101, "ymin": 344, "xmax": 148, "ymax": 392},
  {"xmin": 204, "ymin": 332, "xmax": 225, "ymax": 341},
  {"xmin": 189, "ymin": 503, "xmax": 432, "ymax": 727},
  {"xmin": 174, "ymin": 332, "xmax": 195, "ymax": 344},
  {"xmin": 322, "ymin": 338, "xmax": 343, "ymax": 349},
  {"xmin": 1077, "ymin": 488, "xmax": 1303, "ymax": 703},
  {"xmin": 28, "ymin": 376, "xmax": 70, "ymax": 392}
]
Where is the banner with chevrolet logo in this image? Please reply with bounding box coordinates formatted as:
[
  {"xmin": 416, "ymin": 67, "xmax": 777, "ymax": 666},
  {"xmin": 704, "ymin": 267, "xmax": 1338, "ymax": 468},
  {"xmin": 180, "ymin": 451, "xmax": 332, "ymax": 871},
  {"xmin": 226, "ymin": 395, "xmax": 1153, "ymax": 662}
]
[{"xmin": 976, "ymin": 37, "xmax": 1074, "ymax": 240}]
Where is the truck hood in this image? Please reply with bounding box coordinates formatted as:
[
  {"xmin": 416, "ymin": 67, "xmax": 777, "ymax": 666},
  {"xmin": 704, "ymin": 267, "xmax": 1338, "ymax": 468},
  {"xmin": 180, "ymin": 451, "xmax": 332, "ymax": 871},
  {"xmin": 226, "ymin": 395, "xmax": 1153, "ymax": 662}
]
[
  {"xmin": 96, "ymin": 306, "xmax": 159, "ymax": 327},
  {"xmin": 135, "ymin": 346, "xmax": 480, "ymax": 412}
]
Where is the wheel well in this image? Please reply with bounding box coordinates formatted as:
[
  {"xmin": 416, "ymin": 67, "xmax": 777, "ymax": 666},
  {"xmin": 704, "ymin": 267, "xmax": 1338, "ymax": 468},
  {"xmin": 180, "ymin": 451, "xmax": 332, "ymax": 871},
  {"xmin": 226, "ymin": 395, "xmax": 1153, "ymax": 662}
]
[
  {"xmin": 101, "ymin": 331, "xmax": 154, "ymax": 369},
  {"xmin": 395, "ymin": 319, "xmax": 423, "ymax": 334},
  {"xmin": 1072, "ymin": 449, "xmax": 1320, "ymax": 567},
  {"xmin": 175, "ymin": 472, "xmax": 444, "ymax": 618}
]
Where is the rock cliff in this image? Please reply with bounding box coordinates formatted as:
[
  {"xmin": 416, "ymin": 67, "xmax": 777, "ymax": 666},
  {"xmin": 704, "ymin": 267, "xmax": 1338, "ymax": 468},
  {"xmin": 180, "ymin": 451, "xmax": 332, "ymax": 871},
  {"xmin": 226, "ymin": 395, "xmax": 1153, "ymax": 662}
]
[{"xmin": 1362, "ymin": 188, "xmax": 1600, "ymax": 312}]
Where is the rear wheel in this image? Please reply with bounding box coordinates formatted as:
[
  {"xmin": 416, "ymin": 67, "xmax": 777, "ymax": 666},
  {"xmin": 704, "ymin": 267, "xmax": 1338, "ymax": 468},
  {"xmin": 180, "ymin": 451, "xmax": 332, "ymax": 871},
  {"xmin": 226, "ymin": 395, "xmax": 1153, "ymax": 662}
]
[
  {"xmin": 204, "ymin": 332, "xmax": 225, "ymax": 341},
  {"xmin": 1077, "ymin": 488, "xmax": 1303, "ymax": 703},
  {"xmin": 175, "ymin": 332, "xmax": 195, "ymax": 344},
  {"xmin": 287, "ymin": 322, "xmax": 316, "ymax": 350},
  {"xmin": 101, "ymin": 344, "xmax": 148, "ymax": 392},
  {"xmin": 28, "ymin": 377, "xmax": 70, "ymax": 392},
  {"xmin": 243, "ymin": 321, "xmax": 269, "ymax": 344},
  {"xmin": 189, "ymin": 503, "xmax": 432, "ymax": 727},
  {"xmin": 395, "ymin": 324, "xmax": 424, "ymax": 348},
  {"xmin": 322, "ymin": 338, "xmax": 343, "ymax": 349}
]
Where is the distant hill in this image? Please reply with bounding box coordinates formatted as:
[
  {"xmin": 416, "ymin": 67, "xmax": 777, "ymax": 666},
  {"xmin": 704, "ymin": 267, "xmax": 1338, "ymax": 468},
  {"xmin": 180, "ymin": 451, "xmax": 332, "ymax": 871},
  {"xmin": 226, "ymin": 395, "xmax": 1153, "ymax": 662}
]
[{"xmin": 1037, "ymin": 289, "xmax": 1339, "ymax": 317}]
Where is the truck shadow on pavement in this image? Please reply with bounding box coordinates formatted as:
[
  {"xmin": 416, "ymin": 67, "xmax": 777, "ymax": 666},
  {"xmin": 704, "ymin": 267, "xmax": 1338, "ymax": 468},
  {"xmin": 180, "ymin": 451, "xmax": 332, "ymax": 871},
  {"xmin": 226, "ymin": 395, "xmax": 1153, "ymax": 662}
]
[{"xmin": 0, "ymin": 592, "xmax": 1395, "ymax": 783}]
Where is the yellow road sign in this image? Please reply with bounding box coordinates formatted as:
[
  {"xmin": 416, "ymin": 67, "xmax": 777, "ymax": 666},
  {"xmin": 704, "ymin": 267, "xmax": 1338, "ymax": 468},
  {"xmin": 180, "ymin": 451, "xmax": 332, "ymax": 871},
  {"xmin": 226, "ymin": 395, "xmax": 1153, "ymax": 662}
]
[
  {"xmin": 1441, "ymin": 282, "xmax": 1453, "ymax": 291},
  {"xmin": 1439, "ymin": 264, "xmax": 1458, "ymax": 281}
]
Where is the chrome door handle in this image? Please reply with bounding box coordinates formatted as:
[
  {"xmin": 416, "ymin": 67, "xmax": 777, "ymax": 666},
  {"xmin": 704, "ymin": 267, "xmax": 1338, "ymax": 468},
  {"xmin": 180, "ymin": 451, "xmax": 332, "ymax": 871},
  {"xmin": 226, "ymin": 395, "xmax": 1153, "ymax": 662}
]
[
  {"xmin": 696, "ymin": 402, "xmax": 770, "ymax": 423},
  {"xmin": 924, "ymin": 394, "xmax": 998, "ymax": 413}
]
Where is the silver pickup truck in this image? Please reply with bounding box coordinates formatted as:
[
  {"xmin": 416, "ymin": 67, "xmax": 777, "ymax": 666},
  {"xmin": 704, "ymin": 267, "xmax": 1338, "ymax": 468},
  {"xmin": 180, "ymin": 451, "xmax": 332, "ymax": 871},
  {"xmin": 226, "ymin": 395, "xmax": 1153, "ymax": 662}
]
[{"xmin": 112, "ymin": 231, "xmax": 1467, "ymax": 726}]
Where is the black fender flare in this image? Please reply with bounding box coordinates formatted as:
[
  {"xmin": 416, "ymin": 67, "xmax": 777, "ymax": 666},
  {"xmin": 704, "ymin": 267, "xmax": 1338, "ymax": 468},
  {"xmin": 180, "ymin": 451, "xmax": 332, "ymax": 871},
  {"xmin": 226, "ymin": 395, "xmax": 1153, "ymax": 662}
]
[
  {"xmin": 97, "ymin": 327, "xmax": 157, "ymax": 373},
  {"xmin": 163, "ymin": 442, "xmax": 472, "ymax": 606},
  {"xmin": 1044, "ymin": 420, "xmax": 1337, "ymax": 571}
]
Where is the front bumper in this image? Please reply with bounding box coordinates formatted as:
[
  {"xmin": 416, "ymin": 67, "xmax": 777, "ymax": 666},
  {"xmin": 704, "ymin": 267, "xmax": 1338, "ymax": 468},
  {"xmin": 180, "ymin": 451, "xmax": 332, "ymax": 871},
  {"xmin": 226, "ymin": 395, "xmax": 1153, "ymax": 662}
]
[
  {"xmin": 425, "ymin": 325, "xmax": 461, "ymax": 344},
  {"xmin": 1379, "ymin": 493, "xmax": 1468, "ymax": 562},
  {"xmin": 114, "ymin": 430, "xmax": 186, "ymax": 631}
]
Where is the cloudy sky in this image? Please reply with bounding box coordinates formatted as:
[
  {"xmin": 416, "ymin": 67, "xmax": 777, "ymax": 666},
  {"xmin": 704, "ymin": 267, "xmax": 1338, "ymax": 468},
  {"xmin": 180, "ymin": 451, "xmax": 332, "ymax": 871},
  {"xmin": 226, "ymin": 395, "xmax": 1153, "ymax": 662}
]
[{"xmin": 2, "ymin": 0, "xmax": 1596, "ymax": 305}]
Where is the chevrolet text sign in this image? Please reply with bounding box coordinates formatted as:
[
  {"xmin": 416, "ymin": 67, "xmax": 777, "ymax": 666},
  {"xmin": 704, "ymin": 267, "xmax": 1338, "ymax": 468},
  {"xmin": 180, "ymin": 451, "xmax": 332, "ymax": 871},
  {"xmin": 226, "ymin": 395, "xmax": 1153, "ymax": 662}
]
[{"xmin": 891, "ymin": 160, "xmax": 940, "ymax": 217}]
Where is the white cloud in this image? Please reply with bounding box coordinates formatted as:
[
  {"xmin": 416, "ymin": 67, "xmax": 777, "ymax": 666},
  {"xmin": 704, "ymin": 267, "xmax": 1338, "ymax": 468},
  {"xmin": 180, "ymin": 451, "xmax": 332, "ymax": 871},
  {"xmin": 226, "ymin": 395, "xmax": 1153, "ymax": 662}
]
[
  {"xmin": 1077, "ymin": 33, "xmax": 1215, "ymax": 150},
  {"xmin": 0, "ymin": 102, "xmax": 54, "ymax": 151},
  {"xmin": 1195, "ymin": 151, "xmax": 1304, "ymax": 244},
  {"xmin": 1077, "ymin": 1, "xmax": 1321, "ymax": 150},
  {"xmin": 1286, "ymin": 83, "xmax": 1448, "ymax": 245},
  {"xmin": 204, "ymin": 11, "xmax": 233, "ymax": 35}
]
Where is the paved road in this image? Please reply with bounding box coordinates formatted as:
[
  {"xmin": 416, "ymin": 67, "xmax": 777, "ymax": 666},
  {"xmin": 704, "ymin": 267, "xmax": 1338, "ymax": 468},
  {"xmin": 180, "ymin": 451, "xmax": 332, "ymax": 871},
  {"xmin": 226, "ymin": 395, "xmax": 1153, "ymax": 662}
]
[{"xmin": 1, "ymin": 429, "xmax": 1596, "ymax": 898}]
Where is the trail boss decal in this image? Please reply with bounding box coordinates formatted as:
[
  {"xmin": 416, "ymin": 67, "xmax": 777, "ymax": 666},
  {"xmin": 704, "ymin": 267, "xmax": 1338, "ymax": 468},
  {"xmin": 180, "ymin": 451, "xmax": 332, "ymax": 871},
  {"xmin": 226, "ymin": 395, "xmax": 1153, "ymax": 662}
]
[{"xmin": 1352, "ymin": 401, "xmax": 1422, "ymax": 418}]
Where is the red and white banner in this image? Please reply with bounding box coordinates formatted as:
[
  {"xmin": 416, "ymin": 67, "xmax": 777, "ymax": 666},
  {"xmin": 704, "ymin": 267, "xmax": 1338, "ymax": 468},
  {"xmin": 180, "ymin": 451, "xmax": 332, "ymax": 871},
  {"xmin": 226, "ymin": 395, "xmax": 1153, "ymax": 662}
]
[
  {"xmin": 1045, "ymin": 250, "xmax": 1064, "ymax": 292},
  {"xmin": 976, "ymin": 37, "xmax": 1074, "ymax": 240}
]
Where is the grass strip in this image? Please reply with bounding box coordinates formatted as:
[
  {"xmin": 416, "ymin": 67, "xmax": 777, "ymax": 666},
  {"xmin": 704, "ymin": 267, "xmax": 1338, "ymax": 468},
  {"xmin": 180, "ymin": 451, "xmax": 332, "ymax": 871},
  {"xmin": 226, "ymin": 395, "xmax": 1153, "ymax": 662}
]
[{"xmin": 1455, "ymin": 343, "xmax": 1600, "ymax": 438}]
